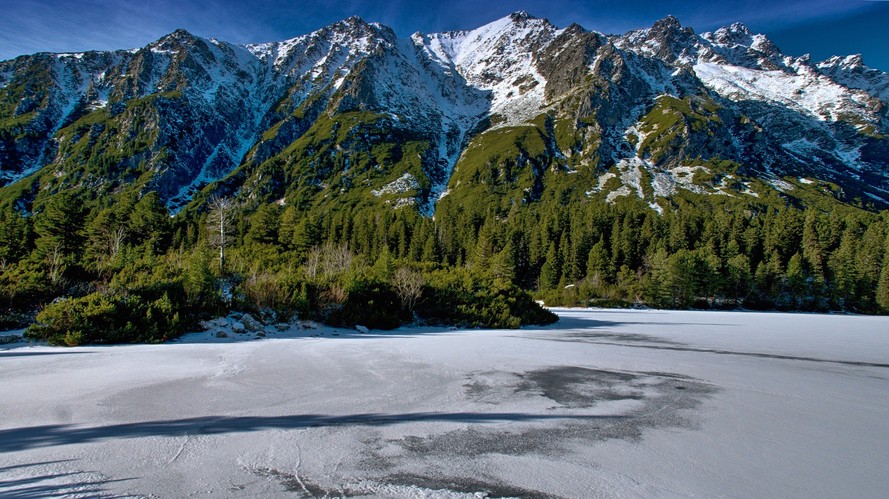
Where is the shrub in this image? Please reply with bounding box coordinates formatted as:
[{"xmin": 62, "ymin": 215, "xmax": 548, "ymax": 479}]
[
  {"xmin": 322, "ymin": 278, "xmax": 402, "ymax": 329},
  {"xmin": 26, "ymin": 280, "xmax": 193, "ymax": 345},
  {"xmin": 417, "ymin": 268, "xmax": 557, "ymax": 328}
]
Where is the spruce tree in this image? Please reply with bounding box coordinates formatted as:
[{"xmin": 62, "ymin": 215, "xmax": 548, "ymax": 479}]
[
  {"xmin": 876, "ymin": 232, "xmax": 889, "ymax": 312},
  {"xmin": 34, "ymin": 190, "xmax": 86, "ymax": 269}
]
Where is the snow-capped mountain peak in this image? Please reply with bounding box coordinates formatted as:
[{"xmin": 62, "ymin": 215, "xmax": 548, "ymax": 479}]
[
  {"xmin": 820, "ymin": 54, "xmax": 865, "ymax": 70},
  {"xmin": 816, "ymin": 53, "xmax": 889, "ymax": 105},
  {"xmin": 2, "ymin": 13, "xmax": 889, "ymax": 212},
  {"xmin": 415, "ymin": 12, "xmax": 559, "ymax": 125},
  {"xmin": 706, "ymin": 22, "xmax": 753, "ymax": 46},
  {"xmin": 614, "ymin": 15, "xmax": 699, "ymax": 65}
]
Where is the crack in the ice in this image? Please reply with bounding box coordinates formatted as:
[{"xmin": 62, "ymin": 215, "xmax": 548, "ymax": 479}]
[{"xmin": 553, "ymin": 341, "xmax": 889, "ymax": 369}]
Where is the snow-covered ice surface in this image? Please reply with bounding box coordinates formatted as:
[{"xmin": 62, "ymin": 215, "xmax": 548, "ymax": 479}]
[{"xmin": 1, "ymin": 309, "xmax": 888, "ymax": 497}]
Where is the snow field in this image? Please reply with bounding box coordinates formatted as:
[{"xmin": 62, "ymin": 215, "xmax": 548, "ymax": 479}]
[{"xmin": 1, "ymin": 309, "xmax": 888, "ymax": 497}]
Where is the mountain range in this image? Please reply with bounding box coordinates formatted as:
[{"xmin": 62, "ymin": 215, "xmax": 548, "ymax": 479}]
[{"xmin": 2, "ymin": 12, "xmax": 888, "ymax": 215}]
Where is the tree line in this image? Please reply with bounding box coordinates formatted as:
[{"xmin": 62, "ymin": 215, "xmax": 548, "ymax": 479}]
[{"xmin": 0, "ymin": 187, "xmax": 887, "ymax": 345}]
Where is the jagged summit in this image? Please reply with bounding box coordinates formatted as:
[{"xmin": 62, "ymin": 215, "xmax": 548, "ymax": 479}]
[
  {"xmin": 651, "ymin": 15, "xmax": 683, "ymax": 30},
  {"xmin": 167, "ymin": 28, "xmax": 197, "ymax": 39},
  {"xmin": 341, "ymin": 15, "xmax": 369, "ymax": 25},
  {"xmin": 707, "ymin": 22, "xmax": 753, "ymax": 46},
  {"xmin": 820, "ymin": 54, "xmax": 865, "ymax": 69},
  {"xmin": 151, "ymin": 28, "xmax": 201, "ymax": 48},
  {"xmin": 615, "ymin": 14, "xmax": 699, "ymax": 65},
  {"xmin": 505, "ymin": 10, "xmax": 553, "ymax": 25},
  {"xmin": 702, "ymin": 23, "xmax": 781, "ymax": 59}
]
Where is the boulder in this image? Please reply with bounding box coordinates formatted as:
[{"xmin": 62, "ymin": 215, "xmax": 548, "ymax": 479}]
[
  {"xmin": 0, "ymin": 335, "xmax": 22, "ymax": 345},
  {"xmin": 215, "ymin": 331, "xmax": 229, "ymax": 338},
  {"xmin": 355, "ymin": 325, "xmax": 370, "ymax": 334},
  {"xmin": 240, "ymin": 313, "xmax": 263, "ymax": 332},
  {"xmin": 231, "ymin": 321, "xmax": 246, "ymax": 334}
]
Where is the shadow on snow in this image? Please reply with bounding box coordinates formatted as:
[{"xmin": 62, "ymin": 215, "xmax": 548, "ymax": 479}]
[{"xmin": 0, "ymin": 412, "xmax": 625, "ymax": 453}]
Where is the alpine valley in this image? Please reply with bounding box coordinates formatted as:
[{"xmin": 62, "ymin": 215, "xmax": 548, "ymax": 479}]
[{"xmin": 2, "ymin": 12, "xmax": 889, "ymax": 343}]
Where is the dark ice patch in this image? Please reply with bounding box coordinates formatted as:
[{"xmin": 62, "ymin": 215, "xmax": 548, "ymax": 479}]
[
  {"xmin": 393, "ymin": 366, "xmax": 716, "ymax": 460},
  {"xmin": 517, "ymin": 366, "xmax": 644, "ymax": 407}
]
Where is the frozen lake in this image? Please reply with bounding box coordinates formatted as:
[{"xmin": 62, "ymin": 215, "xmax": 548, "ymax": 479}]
[{"xmin": 1, "ymin": 309, "xmax": 888, "ymax": 497}]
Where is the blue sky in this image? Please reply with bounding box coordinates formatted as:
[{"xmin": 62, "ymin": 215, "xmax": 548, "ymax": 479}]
[{"xmin": 2, "ymin": 0, "xmax": 888, "ymax": 71}]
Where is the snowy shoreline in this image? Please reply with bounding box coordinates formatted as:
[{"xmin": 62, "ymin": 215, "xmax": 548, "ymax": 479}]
[{"xmin": 1, "ymin": 306, "xmax": 878, "ymax": 352}]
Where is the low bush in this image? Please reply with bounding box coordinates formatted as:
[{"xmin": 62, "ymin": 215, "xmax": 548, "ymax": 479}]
[
  {"xmin": 418, "ymin": 268, "xmax": 557, "ymax": 328},
  {"xmin": 26, "ymin": 279, "xmax": 194, "ymax": 345}
]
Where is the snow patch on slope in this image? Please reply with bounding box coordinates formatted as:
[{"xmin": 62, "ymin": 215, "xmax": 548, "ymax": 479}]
[
  {"xmin": 372, "ymin": 173, "xmax": 420, "ymax": 197},
  {"xmin": 595, "ymin": 158, "xmax": 753, "ymax": 207},
  {"xmin": 817, "ymin": 55, "xmax": 889, "ymax": 105},
  {"xmin": 693, "ymin": 61, "xmax": 877, "ymax": 123},
  {"xmin": 417, "ymin": 14, "xmax": 559, "ymax": 126}
]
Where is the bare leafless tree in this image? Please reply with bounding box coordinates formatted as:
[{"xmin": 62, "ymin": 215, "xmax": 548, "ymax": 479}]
[
  {"xmin": 392, "ymin": 267, "xmax": 424, "ymax": 313},
  {"xmin": 305, "ymin": 241, "xmax": 354, "ymax": 280},
  {"xmin": 108, "ymin": 226, "xmax": 126, "ymax": 258},
  {"xmin": 304, "ymin": 248, "xmax": 322, "ymax": 279},
  {"xmin": 322, "ymin": 242, "xmax": 353, "ymax": 279},
  {"xmin": 47, "ymin": 243, "xmax": 64, "ymax": 286},
  {"xmin": 207, "ymin": 196, "xmax": 236, "ymax": 272}
]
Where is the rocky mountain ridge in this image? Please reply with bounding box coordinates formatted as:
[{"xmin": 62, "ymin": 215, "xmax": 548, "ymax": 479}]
[{"xmin": 1, "ymin": 12, "xmax": 888, "ymax": 214}]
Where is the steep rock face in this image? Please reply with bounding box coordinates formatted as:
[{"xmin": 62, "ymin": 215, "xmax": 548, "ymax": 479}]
[
  {"xmin": 0, "ymin": 30, "xmax": 279, "ymax": 208},
  {"xmin": 816, "ymin": 54, "xmax": 889, "ymax": 110},
  {"xmin": 0, "ymin": 51, "xmax": 125, "ymax": 184},
  {"xmin": 235, "ymin": 17, "xmax": 491, "ymax": 213},
  {"xmin": 243, "ymin": 17, "xmax": 396, "ymax": 168},
  {"xmin": 575, "ymin": 17, "xmax": 889, "ymax": 208},
  {"xmin": 614, "ymin": 15, "xmax": 700, "ymax": 66},
  {"xmin": 1, "ymin": 12, "xmax": 888, "ymax": 215},
  {"xmin": 416, "ymin": 12, "xmax": 559, "ymax": 126}
]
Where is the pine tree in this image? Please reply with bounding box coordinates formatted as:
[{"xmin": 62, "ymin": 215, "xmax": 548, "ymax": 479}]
[
  {"xmin": 828, "ymin": 231, "xmax": 859, "ymax": 310},
  {"xmin": 471, "ymin": 219, "xmax": 495, "ymax": 270},
  {"xmin": 372, "ymin": 246, "xmax": 395, "ymax": 280},
  {"xmin": 586, "ymin": 240, "xmax": 613, "ymax": 284},
  {"xmin": 490, "ymin": 241, "xmax": 516, "ymax": 287},
  {"xmin": 539, "ymin": 243, "xmax": 560, "ymax": 290},
  {"xmin": 292, "ymin": 217, "xmax": 320, "ymax": 256},
  {"xmin": 802, "ymin": 210, "xmax": 825, "ymax": 278},
  {"xmin": 875, "ymin": 232, "xmax": 889, "ymax": 311},
  {"xmin": 129, "ymin": 192, "xmax": 169, "ymax": 253},
  {"xmin": 0, "ymin": 206, "xmax": 30, "ymax": 265},
  {"xmin": 85, "ymin": 208, "xmax": 125, "ymax": 271},
  {"xmin": 277, "ymin": 205, "xmax": 299, "ymax": 249},
  {"xmin": 666, "ymin": 249, "xmax": 700, "ymax": 308},
  {"xmin": 726, "ymin": 253, "xmax": 752, "ymax": 305},
  {"xmin": 785, "ymin": 253, "xmax": 807, "ymax": 308},
  {"xmin": 754, "ymin": 250, "xmax": 785, "ymax": 305},
  {"xmin": 246, "ymin": 203, "xmax": 282, "ymax": 246},
  {"xmin": 644, "ymin": 248, "xmax": 671, "ymax": 307},
  {"xmin": 34, "ymin": 190, "xmax": 86, "ymax": 269},
  {"xmin": 184, "ymin": 249, "xmax": 216, "ymax": 306},
  {"xmin": 422, "ymin": 234, "xmax": 440, "ymax": 263}
]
